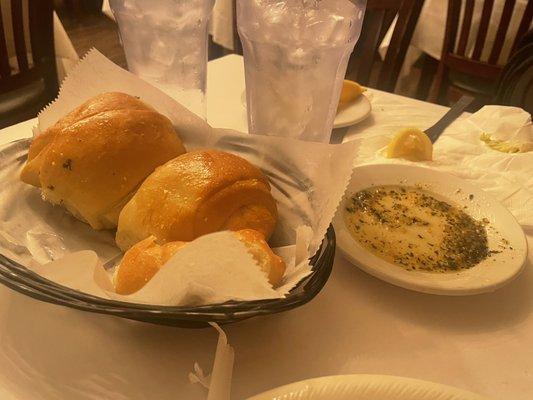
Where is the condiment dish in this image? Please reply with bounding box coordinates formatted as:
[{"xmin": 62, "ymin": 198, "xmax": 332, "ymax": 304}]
[{"xmin": 333, "ymin": 164, "xmax": 528, "ymax": 295}]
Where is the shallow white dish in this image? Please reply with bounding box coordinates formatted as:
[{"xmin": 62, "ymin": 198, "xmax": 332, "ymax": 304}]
[
  {"xmin": 333, "ymin": 93, "xmax": 372, "ymax": 129},
  {"xmin": 248, "ymin": 374, "xmax": 488, "ymax": 400},
  {"xmin": 333, "ymin": 164, "xmax": 528, "ymax": 296}
]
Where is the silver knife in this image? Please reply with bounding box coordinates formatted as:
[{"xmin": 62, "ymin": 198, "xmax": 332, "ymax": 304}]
[{"xmin": 425, "ymin": 95, "xmax": 475, "ymax": 143}]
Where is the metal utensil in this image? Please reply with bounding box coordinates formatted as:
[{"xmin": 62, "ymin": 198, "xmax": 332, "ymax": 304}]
[
  {"xmin": 103, "ymin": 254, "xmax": 122, "ymax": 270},
  {"xmin": 425, "ymin": 95, "xmax": 475, "ymax": 143},
  {"xmin": 329, "ymin": 126, "xmax": 350, "ymax": 144}
]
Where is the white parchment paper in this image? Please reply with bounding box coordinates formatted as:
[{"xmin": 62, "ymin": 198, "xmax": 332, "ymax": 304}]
[{"xmin": 0, "ymin": 50, "xmax": 357, "ymax": 306}]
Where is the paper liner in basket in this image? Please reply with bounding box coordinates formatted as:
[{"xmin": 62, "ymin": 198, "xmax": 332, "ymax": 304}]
[{"xmin": 0, "ymin": 50, "xmax": 357, "ymax": 306}]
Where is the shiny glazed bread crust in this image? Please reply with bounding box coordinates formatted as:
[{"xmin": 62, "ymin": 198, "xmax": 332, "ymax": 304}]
[
  {"xmin": 20, "ymin": 92, "xmax": 186, "ymax": 230},
  {"xmin": 114, "ymin": 236, "xmax": 187, "ymax": 295},
  {"xmin": 116, "ymin": 150, "xmax": 278, "ymax": 251}
]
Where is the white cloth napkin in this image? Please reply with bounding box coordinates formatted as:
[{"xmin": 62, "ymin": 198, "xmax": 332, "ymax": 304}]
[
  {"xmin": 351, "ymin": 105, "xmax": 533, "ymax": 228},
  {"xmin": 209, "ymin": 0, "xmax": 235, "ymax": 50},
  {"xmin": 469, "ymin": 106, "xmax": 533, "ymax": 151}
]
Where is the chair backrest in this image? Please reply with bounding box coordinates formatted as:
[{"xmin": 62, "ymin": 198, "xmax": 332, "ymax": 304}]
[
  {"xmin": 494, "ymin": 30, "xmax": 533, "ymax": 113},
  {"xmin": 0, "ymin": 0, "xmax": 57, "ymax": 101},
  {"xmin": 346, "ymin": 0, "xmax": 425, "ymax": 92},
  {"xmin": 441, "ymin": 0, "xmax": 533, "ymax": 79}
]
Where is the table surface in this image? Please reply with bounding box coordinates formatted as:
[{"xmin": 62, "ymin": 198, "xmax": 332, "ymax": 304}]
[{"xmin": 0, "ymin": 55, "xmax": 532, "ymax": 400}]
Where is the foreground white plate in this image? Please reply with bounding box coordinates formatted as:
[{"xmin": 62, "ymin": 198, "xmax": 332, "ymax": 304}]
[
  {"xmin": 333, "ymin": 164, "xmax": 528, "ymax": 295},
  {"xmin": 334, "ymin": 93, "xmax": 372, "ymax": 129},
  {"xmin": 248, "ymin": 374, "xmax": 489, "ymax": 400}
]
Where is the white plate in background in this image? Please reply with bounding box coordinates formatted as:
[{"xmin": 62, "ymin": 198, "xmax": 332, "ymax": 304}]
[
  {"xmin": 240, "ymin": 91, "xmax": 372, "ymax": 129},
  {"xmin": 333, "ymin": 164, "xmax": 528, "ymax": 296},
  {"xmin": 333, "ymin": 93, "xmax": 372, "ymax": 128},
  {"xmin": 248, "ymin": 374, "xmax": 489, "ymax": 400}
]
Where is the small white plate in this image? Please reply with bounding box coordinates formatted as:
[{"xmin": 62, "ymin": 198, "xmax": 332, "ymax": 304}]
[
  {"xmin": 248, "ymin": 374, "xmax": 488, "ymax": 400},
  {"xmin": 333, "ymin": 164, "xmax": 528, "ymax": 296},
  {"xmin": 334, "ymin": 93, "xmax": 372, "ymax": 129}
]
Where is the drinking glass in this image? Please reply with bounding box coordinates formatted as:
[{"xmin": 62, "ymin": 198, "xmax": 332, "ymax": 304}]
[
  {"xmin": 110, "ymin": 0, "xmax": 215, "ymax": 118},
  {"xmin": 237, "ymin": 0, "xmax": 365, "ymax": 142}
]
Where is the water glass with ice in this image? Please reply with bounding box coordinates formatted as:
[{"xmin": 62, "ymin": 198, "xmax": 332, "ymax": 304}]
[
  {"xmin": 237, "ymin": 0, "xmax": 365, "ymax": 142},
  {"xmin": 110, "ymin": 0, "xmax": 215, "ymax": 118}
]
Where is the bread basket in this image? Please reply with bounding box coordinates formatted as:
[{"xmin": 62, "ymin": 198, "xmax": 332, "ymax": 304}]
[
  {"xmin": 0, "ymin": 226, "xmax": 334, "ymax": 328},
  {"xmin": 0, "ymin": 52, "xmax": 355, "ymax": 328},
  {"xmin": 0, "ymin": 137, "xmax": 335, "ymax": 327}
]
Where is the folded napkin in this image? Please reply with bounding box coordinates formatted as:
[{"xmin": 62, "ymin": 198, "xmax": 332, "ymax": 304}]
[
  {"xmin": 469, "ymin": 106, "xmax": 533, "ymax": 152},
  {"xmin": 352, "ymin": 105, "xmax": 533, "ymax": 228}
]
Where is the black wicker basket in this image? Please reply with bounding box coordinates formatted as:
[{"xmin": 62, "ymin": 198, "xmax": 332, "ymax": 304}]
[{"xmin": 0, "ymin": 226, "xmax": 335, "ymax": 328}]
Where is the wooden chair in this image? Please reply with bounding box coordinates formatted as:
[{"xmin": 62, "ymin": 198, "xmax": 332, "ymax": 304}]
[
  {"xmin": 346, "ymin": 0, "xmax": 425, "ymax": 93},
  {"xmin": 0, "ymin": 0, "xmax": 58, "ymax": 129},
  {"xmin": 494, "ymin": 29, "xmax": 533, "ymax": 113},
  {"xmin": 428, "ymin": 0, "xmax": 533, "ymax": 105}
]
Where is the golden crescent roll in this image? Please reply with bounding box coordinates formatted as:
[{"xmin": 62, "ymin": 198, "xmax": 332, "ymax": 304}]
[
  {"xmin": 233, "ymin": 229, "xmax": 286, "ymax": 287},
  {"xmin": 115, "ymin": 150, "xmax": 278, "ymax": 251},
  {"xmin": 114, "ymin": 229, "xmax": 286, "ymax": 294},
  {"xmin": 114, "ymin": 236, "xmax": 187, "ymax": 295},
  {"xmin": 20, "ymin": 92, "xmax": 186, "ymax": 229}
]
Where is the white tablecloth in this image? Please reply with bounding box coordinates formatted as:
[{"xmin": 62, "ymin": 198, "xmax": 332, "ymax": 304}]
[
  {"xmin": 0, "ymin": 55, "xmax": 532, "ymax": 400},
  {"xmin": 102, "ymin": 0, "xmax": 112, "ymax": 19}
]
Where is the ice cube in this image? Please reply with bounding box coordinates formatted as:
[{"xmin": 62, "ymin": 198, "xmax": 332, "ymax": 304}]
[
  {"xmin": 286, "ymin": 47, "xmax": 312, "ymax": 68},
  {"xmin": 239, "ymin": 0, "xmax": 361, "ymax": 46},
  {"xmin": 148, "ymin": 36, "xmax": 176, "ymax": 67}
]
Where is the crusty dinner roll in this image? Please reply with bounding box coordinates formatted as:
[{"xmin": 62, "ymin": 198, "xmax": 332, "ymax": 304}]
[
  {"xmin": 114, "ymin": 229, "xmax": 286, "ymax": 295},
  {"xmin": 233, "ymin": 229, "xmax": 286, "ymax": 287},
  {"xmin": 20, "ymin": 92, "xmax": 186, "ymax": 229},
  {"xmin": 116, "ymin": 150, "xmax": 278, "ymax": 251},
  {"xmin": 114, "ymin": 236, "xmax": 187, "ymax": 295}
]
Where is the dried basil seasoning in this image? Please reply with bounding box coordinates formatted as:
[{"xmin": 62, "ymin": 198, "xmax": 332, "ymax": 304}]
[{"xmin": 344, "ymin": 186, "xmax": 491, "ymax": 272}]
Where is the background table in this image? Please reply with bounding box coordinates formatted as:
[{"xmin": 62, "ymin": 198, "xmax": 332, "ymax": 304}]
[
  {"xmin": 0, "ymin": 55, "xmax": 531, "ymax": 400},
  {"xmin": 409, "ymin": 0, "xmax": 531, "ymax": 64},
  {"xmin": 381, "ymin": 0, "xmax": 532, "ymax": 96}
]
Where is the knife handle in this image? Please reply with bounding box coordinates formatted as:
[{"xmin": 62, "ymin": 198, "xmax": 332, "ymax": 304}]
[{"xmin": 425, "ymin": 95, "xmax": 475, "ymax": 143}]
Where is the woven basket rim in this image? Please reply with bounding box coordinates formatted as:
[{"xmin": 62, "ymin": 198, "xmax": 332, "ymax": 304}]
[{"xmin": 0, "ymin": 227, "xmax": 335, "ymax": 323}]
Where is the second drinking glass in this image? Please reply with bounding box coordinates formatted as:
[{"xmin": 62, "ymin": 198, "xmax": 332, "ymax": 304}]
[
  {"xmin": 110, "ymin": 0, "xmax": 215, "ymax": 118},
  {"xmin": 237, "ymin": 0, "xmax": 365, "ymax": 143}
]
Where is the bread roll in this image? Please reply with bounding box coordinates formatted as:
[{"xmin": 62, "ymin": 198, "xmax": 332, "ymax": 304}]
[
  {"xmin": 114, "ymin": 229, "xmax": 286, "ymax": 294},
  {"xmin": 114, "ymin": 236, "xmax": 187, "ymax": 295},
  {"xmin": 233, "ymin": 229, "xmax": 286, "ymax": 287},
  {"xmin": 20, "ymin": 92, "xmax": 186, "ymax": 229},
  {"xmin": 116, "ymin": 150, "xmax": 278, "ymax": 250}
]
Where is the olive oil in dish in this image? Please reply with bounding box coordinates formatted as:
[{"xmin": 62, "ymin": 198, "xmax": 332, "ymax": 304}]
[{"xmin": 344, "ymin": 185, "xmax": 490, "ymax": 272}]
